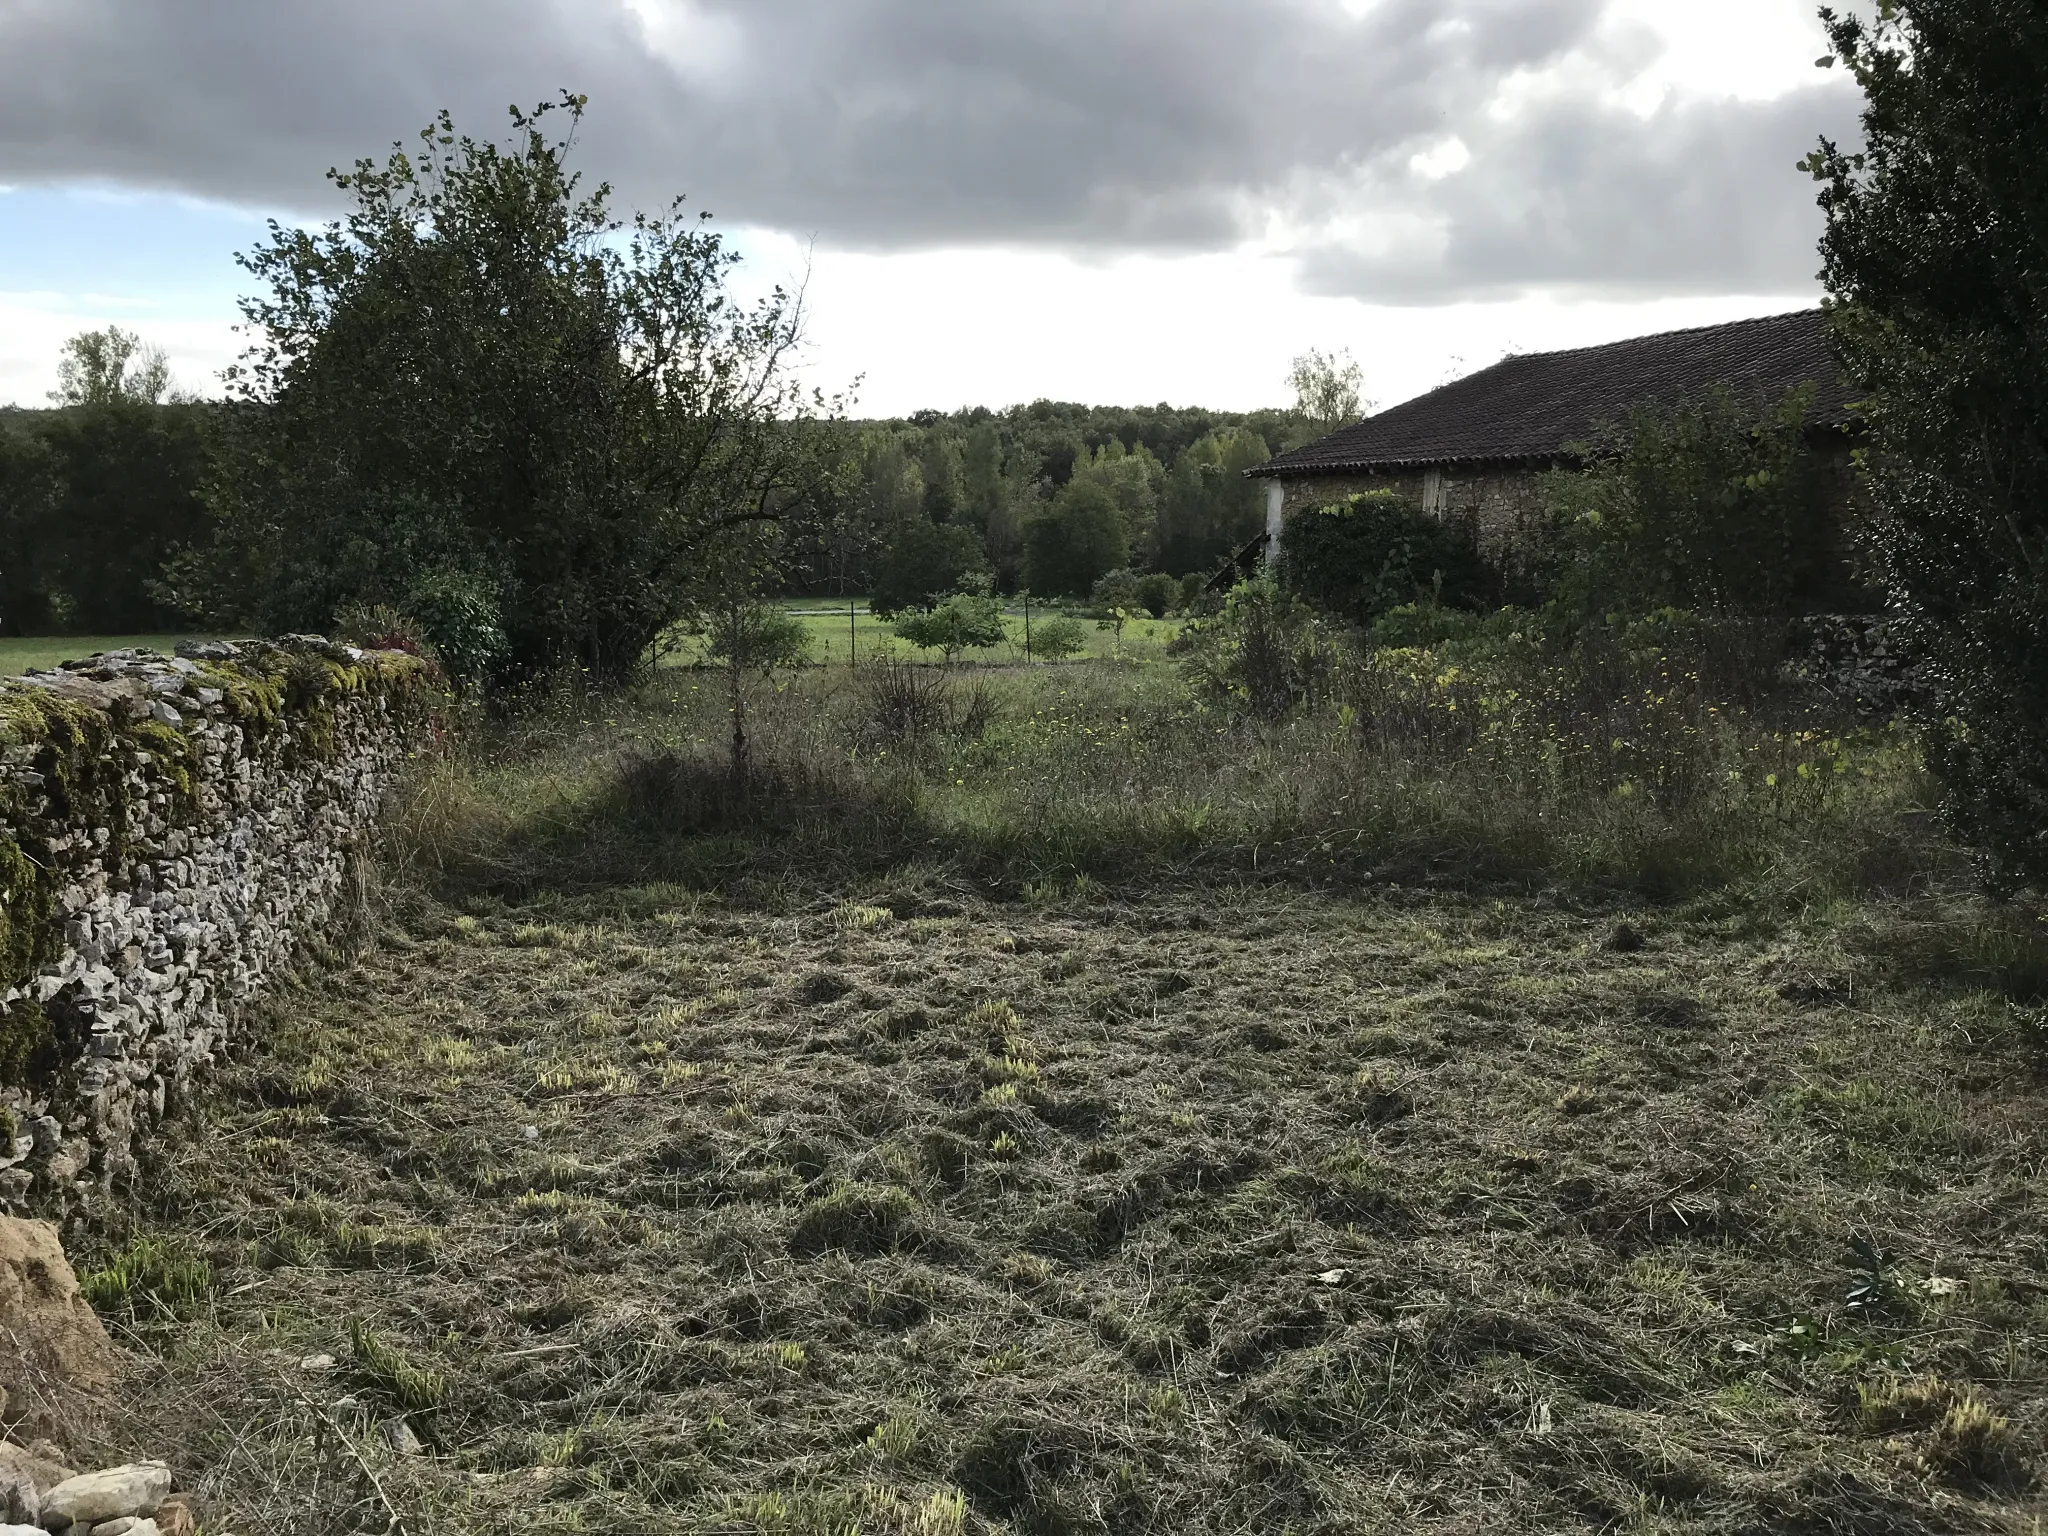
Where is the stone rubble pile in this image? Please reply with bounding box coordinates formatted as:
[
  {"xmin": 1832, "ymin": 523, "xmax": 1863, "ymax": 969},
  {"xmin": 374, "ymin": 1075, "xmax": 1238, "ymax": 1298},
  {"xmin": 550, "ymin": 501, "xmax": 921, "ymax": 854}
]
[
  {"xmin": 0, "ymin": 638, "xmax": 436, "ymax": 1213},
  {"xmin": 1788, "ymin": 612, "xmax": 1924, "ymax": 715},
  {"xmin": 0, "ymin": 1441, "xmax": 193, "ymax": 1535}
]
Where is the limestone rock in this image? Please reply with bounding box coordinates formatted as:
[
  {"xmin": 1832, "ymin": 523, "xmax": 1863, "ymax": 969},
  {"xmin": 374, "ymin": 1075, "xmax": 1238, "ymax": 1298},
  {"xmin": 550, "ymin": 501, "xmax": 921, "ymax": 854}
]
[
  {"xmin": 0, "ymin": 1468, "xmax": 31, "ymax": 1527},
  {"xmin": 37, "ymin": 1462, "xmax": 169, "ymax": 1530},
  {"xmin": 0, "ymin": 1444, "xmax": 60, "ymax": 1526},
  {"xmin": 89, "ymin": 1518, "xmax": 160, "ymax": 1536},
  {"xmin": 380, "ymin": 1418, "xmax": 423, "ymax": 1456},
  {"xmin": 0, "ymin": 1221, "xmax": 119, "ymax": 1430}
]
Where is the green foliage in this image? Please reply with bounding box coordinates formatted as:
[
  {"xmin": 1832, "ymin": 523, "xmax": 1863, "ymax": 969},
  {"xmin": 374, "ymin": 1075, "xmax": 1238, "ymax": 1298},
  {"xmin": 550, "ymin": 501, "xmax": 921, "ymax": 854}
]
[
  {"xmin": 79, "ymin": 1237, "xmax": 212, "ymax": 1319},
  {"xmin": 1026, "ymin": 614, "xmax": 1088, "ymax": 661},
  {"xmin": 350, "ymin": 1316, "xmax": 447, "ymax": 1413},
  {"xmin": 1176, "ymin": 577, "xmax": 1336, "ymax": 721},
  {"xmin": 1282, "ymin": 490, "xmax": 1488, "ymax": 626},
  {"xmin": 0, "ymin": 425, "xmax": 61, "ymax": 636},
  {"xmin": 892, "ymin": 595, "xmax": 1006, "ymax": 661},
  {"xmin": 1286, "ymin": 347, "xmax": 1367, "ymax": 441},
  {"xmin": 49, "ymin": 327, "xmax": 173, "ymax": 408},
  {"xmin": 1064, "ymin": 438, "xmax": 1164, "ymax": 564},
  {"xmin": 1089, "ymin": 568, "xmax": 1144, "ymax": 616},
  {"xmin": 1135, "ymin": 573, "xmax": 1177, "ymax": 619},
  {"xmin": 705, "ymin": 603, "xmax": 814, "ymax": 671},
  {"xmin": 1025, "ymin": 482, "xmax": 1129, "ymax": 596},
  {"xmin": 190, "ymin": 95, "xmax": 834, "ymax": 689},
  {"xmin": 1543, "ymin": 385, "xmax": 1831, "ymax": 619},
  {"xmin": 869, "ymin": 521, "xmax": 989, "ymax": 616},
  {"xmin": 1813, "ymin": 1, "xmax": 2048, "ymax": 888},
  {"xmin": 802, "ymin": 412, "xmax": 1277, "ymax": 597},
  {"xmin": 0, "ymin": 389, "xmax": 211, "ymax": 637}
]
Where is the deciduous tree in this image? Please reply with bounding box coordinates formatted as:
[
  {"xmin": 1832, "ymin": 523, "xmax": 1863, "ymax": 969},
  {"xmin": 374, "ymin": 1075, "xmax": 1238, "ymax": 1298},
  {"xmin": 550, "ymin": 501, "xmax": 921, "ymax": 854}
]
[
  {"xmin": 188, "ymin": 94, "xmax": 838, "ymax": 688},
  {"xmin": 1812, "ymin": 1, "xmax": 2048, "ymax": 886}
]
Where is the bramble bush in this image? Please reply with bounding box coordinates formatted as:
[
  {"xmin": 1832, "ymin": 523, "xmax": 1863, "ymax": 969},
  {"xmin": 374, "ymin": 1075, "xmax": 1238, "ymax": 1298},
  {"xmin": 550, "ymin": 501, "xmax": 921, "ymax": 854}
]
[
  {"xmin": 1281, "ymin": 489, "xmax": 1488, "ymax": 626},
  {"xmin": 1544, "ymin": 383, "xmax": 1834, "ymax": 620}
]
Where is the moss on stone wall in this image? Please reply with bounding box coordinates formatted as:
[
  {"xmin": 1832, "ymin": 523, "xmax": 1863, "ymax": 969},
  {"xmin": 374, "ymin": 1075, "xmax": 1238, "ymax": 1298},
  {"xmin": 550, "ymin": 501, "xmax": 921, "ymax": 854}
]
[
  {"xmin": 0, "ymin": 997, "xmax": 55, "ymax": 1088},
  {"xmin": 0, "ymin": 642, "xmax": 436, "ymax": 1007},
  {"xmin": 0, "ymin": 835, "xmax": 52, "ymax": 994}
]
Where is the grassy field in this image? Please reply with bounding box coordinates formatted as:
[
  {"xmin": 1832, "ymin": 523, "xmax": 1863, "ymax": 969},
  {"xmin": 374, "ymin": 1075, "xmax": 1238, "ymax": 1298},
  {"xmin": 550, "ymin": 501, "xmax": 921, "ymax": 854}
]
[
  {"xmin": 41, "ymin": 645, "xmax": 2048, "ymax": 1534},
  {"xmin": 0, "ymin": 634, "xmax": 221, "ymax": 674},
  {"xmin": 0, "ymin": 603, "xmax": 1178, "ymax": 678},
  {"xmin": 662, "ymin": 601, "xmax": 1182, "ymax": 668}
]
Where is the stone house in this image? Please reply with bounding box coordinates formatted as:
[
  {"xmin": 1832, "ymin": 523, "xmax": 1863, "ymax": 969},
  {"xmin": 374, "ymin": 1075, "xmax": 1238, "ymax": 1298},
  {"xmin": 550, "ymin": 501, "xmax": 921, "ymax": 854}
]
[{"xmin": 1254, "ymin": 309, "xmax": 1860, "ymax": 578}]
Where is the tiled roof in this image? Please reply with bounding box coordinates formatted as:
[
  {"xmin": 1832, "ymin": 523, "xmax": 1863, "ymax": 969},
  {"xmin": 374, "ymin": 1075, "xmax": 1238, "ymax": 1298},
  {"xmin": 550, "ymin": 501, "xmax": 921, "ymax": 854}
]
[{"xmin": 1264, "ymin": 309, "xmax": 1856, "ymax": 476}]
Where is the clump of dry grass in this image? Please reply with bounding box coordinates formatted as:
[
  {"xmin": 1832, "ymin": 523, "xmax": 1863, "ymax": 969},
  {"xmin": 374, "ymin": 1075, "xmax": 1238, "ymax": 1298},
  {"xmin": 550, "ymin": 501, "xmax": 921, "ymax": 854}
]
[{"xmin": 384, "ymin": 641, "xmax": 1944, "ymax": 914}]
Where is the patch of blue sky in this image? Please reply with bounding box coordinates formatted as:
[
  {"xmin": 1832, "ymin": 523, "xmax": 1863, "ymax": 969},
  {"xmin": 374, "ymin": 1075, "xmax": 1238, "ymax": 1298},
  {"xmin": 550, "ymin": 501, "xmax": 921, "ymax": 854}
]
[{"xmin": 0, "ymin": 183, "xmax": 275, "ymax": 317}]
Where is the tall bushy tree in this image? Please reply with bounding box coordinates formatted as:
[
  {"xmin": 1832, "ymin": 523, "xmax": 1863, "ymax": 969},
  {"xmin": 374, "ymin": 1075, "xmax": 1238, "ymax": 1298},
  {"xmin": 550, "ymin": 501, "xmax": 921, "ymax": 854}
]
[
  {"xmin": 49, "ymin": 327, "xmax": 173, "ymax": 408},
  {"xmin": 40, "ymin": 401, "xmax": 213, "ymax": 632},
  {"xmin": 1813, "ymin": 2, "xmax": 2048, "ymax": 887},
  {"xmin": 0, "ymin": 427, "xmax": 59, "ymax": 635},
  {"xmin": 1543, "ymin": 385, "xmax": 1829, "ymax": 618},
  {"xmin": 869, "ymin": 521, "xmax": 988, "ymax": 616},
  {"xmin": 3, "ymin": 327, "xmax": 210, "ymax": 636},
  {"xmin": 187, "ymin": 94, "xmax": 836, "ymax": 686},
  {"xmin": 1287, "ymin": 348, "xmax": 1367, "ymax": 444},
  {"xmin": 1158, "ymin": 428, "xmax": 1271, "ymax": 576},
  {"xmin": 1024, "ymin": 482, "xmax": 1128, "ymax": 596}
]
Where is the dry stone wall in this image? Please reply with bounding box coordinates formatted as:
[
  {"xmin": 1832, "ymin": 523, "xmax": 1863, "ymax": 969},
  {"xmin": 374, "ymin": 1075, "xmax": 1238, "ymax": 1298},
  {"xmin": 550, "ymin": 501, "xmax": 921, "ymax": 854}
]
[{"xmin": 0, "ymin": 639, "xmax": 438, "ymax": 1213}]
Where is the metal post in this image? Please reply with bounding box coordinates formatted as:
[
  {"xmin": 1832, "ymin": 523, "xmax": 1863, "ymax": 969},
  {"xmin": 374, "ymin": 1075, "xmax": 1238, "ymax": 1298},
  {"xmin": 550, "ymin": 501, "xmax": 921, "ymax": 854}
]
[
  {"xmin": 1023, "ymin": 593, "xmax": 1031, "ymax": 662},
  {"xmin": 849, "ymin": 598, "xmax": 857, "ymax": 667}
]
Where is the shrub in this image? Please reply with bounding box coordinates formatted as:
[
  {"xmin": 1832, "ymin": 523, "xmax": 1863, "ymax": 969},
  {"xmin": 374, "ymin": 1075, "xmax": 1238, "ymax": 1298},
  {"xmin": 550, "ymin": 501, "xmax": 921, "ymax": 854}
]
[
  {"xmin": 1027, "ymin": 615, "xmax": 1088, "ymax": 662},
  {"xmin": 1135, "ymin": 572, "xmax": 1177, "ymax": 618},
  {"xmin": 1543, "ymin": 384, "xmax": 1831, "ymax": 619},
  {"xmin": 703, "ymin": 601, "xmax": 813, "ymax": 670},
  {"xmin": 1177, "ymin": 578, "xmax": 1336, "ymax": 721},
  {"xmin": 1089, "ymin": 568, "xmax": 1144, "ymax": 617},
  {"xmin": 864, "ymin": 661, "xmax": 954, "ymax": 748},
  {"xmin": 892, "ymin": 594, "xmax": 1006, "ymax": 661},
  {"xmin": 1282, "ymin": 490, "xmax": 1488, "ymax": 625}
]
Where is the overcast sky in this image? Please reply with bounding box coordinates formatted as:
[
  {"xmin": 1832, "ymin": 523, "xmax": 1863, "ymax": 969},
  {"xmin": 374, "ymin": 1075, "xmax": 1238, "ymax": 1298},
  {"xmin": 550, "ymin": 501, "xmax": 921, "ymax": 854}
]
[{"xmin": 0, "ymin": 0, "xmax": 1861, "ymax": 415}]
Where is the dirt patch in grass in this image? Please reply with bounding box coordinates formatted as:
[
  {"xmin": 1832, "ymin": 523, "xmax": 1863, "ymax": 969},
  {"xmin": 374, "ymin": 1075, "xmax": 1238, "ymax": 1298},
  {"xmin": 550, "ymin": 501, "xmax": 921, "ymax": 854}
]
[{"xmin": 60, "ymin": 882, "xmax": 2048, "ymax": 1533}]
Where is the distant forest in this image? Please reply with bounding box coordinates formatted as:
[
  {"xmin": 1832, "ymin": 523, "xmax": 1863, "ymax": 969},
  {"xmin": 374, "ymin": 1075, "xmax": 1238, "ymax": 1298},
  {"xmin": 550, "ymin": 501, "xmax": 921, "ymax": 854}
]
[
  {"xmin": 0, "ymin": 389, "xmax": 1328, "ymax": 636},
  {"xmin": 791, "ymin": 401, "xmax": 1307, "ymax": 600}
]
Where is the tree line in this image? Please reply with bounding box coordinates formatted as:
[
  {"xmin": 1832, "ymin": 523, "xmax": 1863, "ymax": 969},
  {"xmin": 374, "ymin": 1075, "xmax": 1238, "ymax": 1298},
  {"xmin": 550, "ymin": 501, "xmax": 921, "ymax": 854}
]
[{"xmin": 0, "ymin": 331, "xmax": 209, "ymax": 635}]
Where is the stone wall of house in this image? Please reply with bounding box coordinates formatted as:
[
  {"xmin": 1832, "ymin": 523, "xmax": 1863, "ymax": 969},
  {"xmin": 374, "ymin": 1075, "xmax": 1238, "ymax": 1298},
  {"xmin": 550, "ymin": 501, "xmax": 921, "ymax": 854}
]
[
  {"xmin": 1271, "ymin": 437, "xmax": 1866, "ymax": 598},
  {"xmin": 0, "ymin": 638, "xmax": 438, "ymax": 1214},
  {"xmin": 1274, "ymin": 464, "xmax": 1552, "ymax": 571}
]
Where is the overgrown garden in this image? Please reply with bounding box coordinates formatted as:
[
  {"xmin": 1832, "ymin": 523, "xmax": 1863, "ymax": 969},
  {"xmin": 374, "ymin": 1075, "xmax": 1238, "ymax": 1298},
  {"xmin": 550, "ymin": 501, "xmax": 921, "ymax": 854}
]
[{"xmin": 9, "ymin": 4, "xmax": 2048, "ymax": 1529}]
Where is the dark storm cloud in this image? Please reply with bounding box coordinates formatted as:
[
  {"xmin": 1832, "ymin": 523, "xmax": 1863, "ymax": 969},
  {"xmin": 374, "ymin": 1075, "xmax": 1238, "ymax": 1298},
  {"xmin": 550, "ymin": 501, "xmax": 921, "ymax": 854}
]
[
  {"xmin": 1295, "ymin": 85, "xmax": 1858, "ymax": 300},
  {"xmin": 0, "ymin": 0, "xmax": 1858, "ymax": 302}
]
